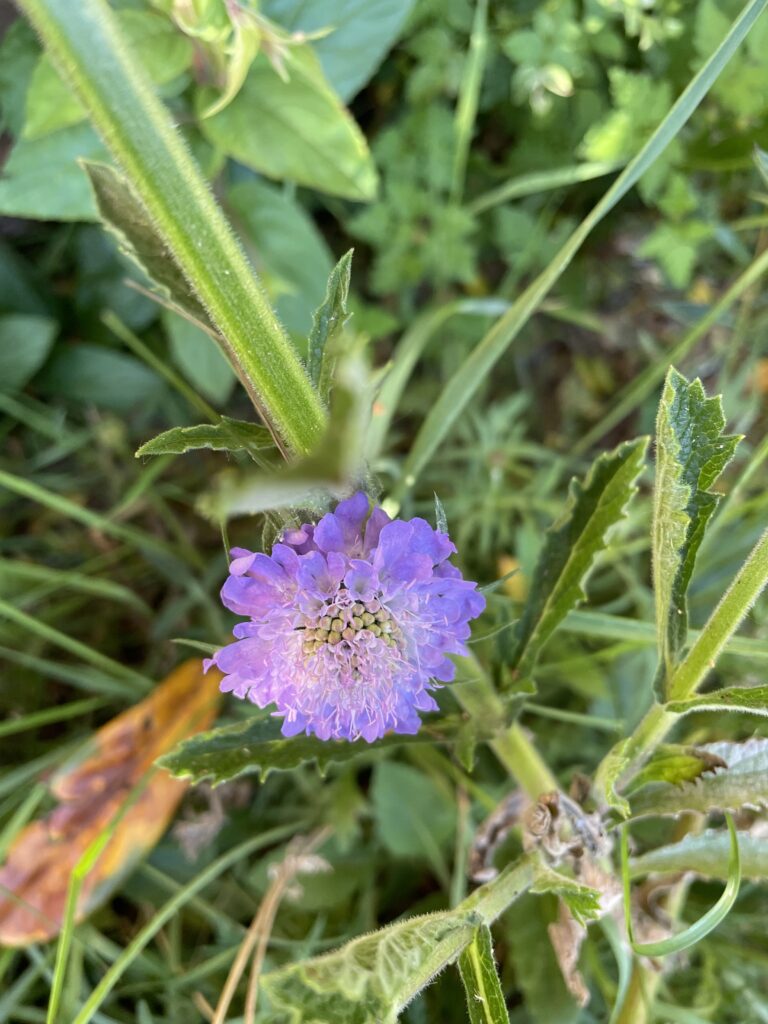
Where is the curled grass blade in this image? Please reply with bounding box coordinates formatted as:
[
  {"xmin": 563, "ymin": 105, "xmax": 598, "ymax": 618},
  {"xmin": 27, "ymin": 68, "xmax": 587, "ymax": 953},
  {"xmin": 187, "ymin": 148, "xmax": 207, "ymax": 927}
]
[{"xmin": 621, "ymin": 813, "xmax": 741, "ymax": 957}]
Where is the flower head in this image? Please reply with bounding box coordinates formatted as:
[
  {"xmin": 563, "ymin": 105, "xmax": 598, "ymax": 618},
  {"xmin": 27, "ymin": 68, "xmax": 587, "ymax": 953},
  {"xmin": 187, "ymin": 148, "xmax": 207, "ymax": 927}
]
[{"xmin": 207, "ymin": 492, "xmax": 485, "ymax": 742}]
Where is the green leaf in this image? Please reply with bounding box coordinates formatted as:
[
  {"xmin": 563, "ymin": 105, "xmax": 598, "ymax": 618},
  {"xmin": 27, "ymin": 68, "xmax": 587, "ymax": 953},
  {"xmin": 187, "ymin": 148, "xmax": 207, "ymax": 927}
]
[
  {"xmin": 263, "ymin": 0, "xmax": 417, "ymax": 101},
  {"xmin": 531, "ymin": 867, "xmax": 602, "ymax": 927},
  {"xmin": 158, "ymin": 713, "xmax": 467, "ymax": 786},
  {"xmin": 37, "ymin": 342, "xmax": 165, "ymax": 413},
  {"xmin": 626, "ymin": 743, "xmax": 727, "ymax": 794},
  {"xmin": 260, "ymin": 855, "xmax": 536, "ymax": 1023},
  {"xmin": 622, "ymin": 812, "xmax": 741, "ymax": 957},
  {"xmin": 668, "ymin": 684, "xmax": 768, "ymax": 718},
  {"xmin": 83, "ymin": 161, "xmax": 210, "ymax": 325},
  {"xmin": 458, "ymin": 925, "xmax": 510, "ymax": 1024},
  {"xmin": 0, "ymin": 20, "xmax": 40, "ymax": 138},
  {"xmin": 162, "ymin": 309, "xmax": 236, "ymax": 406},
  {"xmin": 511, "ymin": 439, "xmax": 647, "ymax": 679},
  {"xmin": 594, "ymin": 738, "xmax": 631, "ymax": 818},
  {"xmin": 372, "ymin": 761, "xmax": 456, "ymax": 863},
  {"xmin": 226, "ymin": 178, "xmax": 335, "ymax": 338},
  {"xmin": 23, "ymin": 10, "xmax": 193, "ymax": 139},
  {"xmin": 652, "ymin": 368, "xmax": 740, "ymax": 685},
  {"xmin": 136, "ymin": 417, "xmax": 273, "ymax": 459},
  {"xmin": 0, "ymin": 314, "xmax": 57, "ymax": 391},
  {"xmin": 263, "ymin": 908, "xmax": 477, "ymax": 1023},
  {"xmin": 308, "ymin": 250, "xmax": 353, "ymax": 396},
  {"xmin": 198, "ymin": 48, "xmax": 378, "ymax": 201},
  {"xmin": 0, "ymin": 124, "xmax": 106, "ymax": 221},
  {"xmin": 630, "ymin": 828, "xmax": 768, "ymax": 881},
  {"xmin": 629, "ymin": 739, "xmax": 768, "ymax": 820}
]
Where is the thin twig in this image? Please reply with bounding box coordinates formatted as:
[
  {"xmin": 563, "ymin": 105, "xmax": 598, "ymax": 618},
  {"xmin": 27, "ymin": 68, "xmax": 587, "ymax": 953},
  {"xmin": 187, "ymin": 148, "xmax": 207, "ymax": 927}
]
[{"xmin": 212, "ymin": 826, "xmax": 332, "ymax": 1024}]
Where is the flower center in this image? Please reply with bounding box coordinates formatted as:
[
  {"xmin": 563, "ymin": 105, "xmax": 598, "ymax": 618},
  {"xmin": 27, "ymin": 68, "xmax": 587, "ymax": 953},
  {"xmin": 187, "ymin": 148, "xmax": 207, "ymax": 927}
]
[{"xmin": 300, "ymin": 592, "xmax": 401, "ymax": 657}]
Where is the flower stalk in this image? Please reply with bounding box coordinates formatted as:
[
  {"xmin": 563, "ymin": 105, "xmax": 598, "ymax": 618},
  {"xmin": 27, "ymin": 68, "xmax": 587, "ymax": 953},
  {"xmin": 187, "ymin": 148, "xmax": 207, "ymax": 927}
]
[{"xmin": 18, "ymin": 0, "xmax": 326, "ymax": 457}]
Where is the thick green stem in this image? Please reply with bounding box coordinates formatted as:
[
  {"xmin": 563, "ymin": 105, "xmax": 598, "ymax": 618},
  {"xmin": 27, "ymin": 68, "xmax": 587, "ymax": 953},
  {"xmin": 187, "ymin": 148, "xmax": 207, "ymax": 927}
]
[
  {"xmin": 668, "ymin": 526, "xmax": 768, "ymax": 700},
  {"xmin": 622, "ymin": 526, "xmax": 768, "ymax": 782},
  {"xmin": 491, "ymin": 724, "xmax": 558, "ymax": 800},
  {"xmin": 18, "ymin": 0, "xmax": 326, "ymax": 456},
  {"xmin": 452, "ymin": 656, "xmax": 557, "ymax": 800}
]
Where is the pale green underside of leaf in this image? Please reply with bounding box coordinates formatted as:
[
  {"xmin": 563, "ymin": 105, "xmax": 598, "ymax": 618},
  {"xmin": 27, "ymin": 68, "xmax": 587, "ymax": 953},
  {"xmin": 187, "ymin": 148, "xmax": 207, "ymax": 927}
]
[
  {"xmin": 631, "ymin": 829, "xmax": 768, "ymax": 881},
  {"xmin": 198, "ymin": 48, "xmax": 378, "ymax": 201},
  {"xmin": 511, "ymin": 438, "xmax": 648, "ymax": 679},
  {"xmin": 652, "ymin": 368, "xmax": 740, "ymax": 675},
  {"xmin": 667, "ymin": 684, "xmax": 768, "ymax": 717},
  {"xmin": 594, "ymin": 737, "xmax": 632, "ymax": 817},
  {"xmin": 158, "ymin": 714, "xmax": 471, "ymax": 786},
  {"xmin": 260, "ymin": 855, "xmax": 537, "ymax": 1023},
  {"xmin": 458, "ymin": 926, "xmax": 510, "ymax": 1024},
  {"xmin": 308, "ymin": 249, "xmax": 353, "ymax": 397},
  {"xmin": 629, "ymin": 739, "xmax": 768, "ymax": 819},
  {"xmin": 83, "ymin": 160, "xmax": 211, "ymax": 326},
  {"xmin": 136, "ymin": 418, "xmax": 273, "ymax": 459}
]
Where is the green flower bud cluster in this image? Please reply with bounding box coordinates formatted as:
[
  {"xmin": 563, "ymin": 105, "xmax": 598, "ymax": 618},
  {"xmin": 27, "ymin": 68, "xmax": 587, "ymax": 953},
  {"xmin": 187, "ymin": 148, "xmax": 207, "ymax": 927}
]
[{"xmin": 301, "ymin": 596, "xmax": 401, "ymax": 657}]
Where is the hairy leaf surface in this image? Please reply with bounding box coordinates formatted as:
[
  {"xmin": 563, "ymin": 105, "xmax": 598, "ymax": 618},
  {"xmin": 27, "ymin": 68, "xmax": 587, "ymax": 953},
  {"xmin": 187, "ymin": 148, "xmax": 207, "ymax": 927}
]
[
  {"xmin": 136, "ymin": 418, "xmax": 273, "ymax": 459},
  {"xmin": 629, "ymin": 739, "xmax": 768, "ymax": 819},
  {"xmin": 652, "ymin": 369, "xmax": 740, "ymax": 683},
  {"xmin": 511, "ymin": 439, "xmax": 647, "ymax": 680},
  {"xmin": 531, "ymin": 867, "xmax": 602, "ymax": 926},
  {"xmin": 158, "ymin": 714, "xmax": 468, "ymax": 786},
  {"xmin": 84, "ymin": 161, "xmax": 211, "ymax": 326},
  {"xmin": 631, "ymin": 828, "xmax": 768, "ymax": 881},
  {"xmin": 458, "ymin": 925, "xmax": 510, "ymax": 1024}
]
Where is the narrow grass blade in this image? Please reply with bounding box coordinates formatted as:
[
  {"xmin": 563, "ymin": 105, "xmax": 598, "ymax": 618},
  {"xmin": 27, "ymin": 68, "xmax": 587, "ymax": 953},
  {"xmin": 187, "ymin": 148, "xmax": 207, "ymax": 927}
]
[
  {"xmin": 450, "ymin": 0, "xmax": 489, "ymax": 204},
  {"xmin": 468, "ymin": 160, "xmax": 625, "ymax": 215}
]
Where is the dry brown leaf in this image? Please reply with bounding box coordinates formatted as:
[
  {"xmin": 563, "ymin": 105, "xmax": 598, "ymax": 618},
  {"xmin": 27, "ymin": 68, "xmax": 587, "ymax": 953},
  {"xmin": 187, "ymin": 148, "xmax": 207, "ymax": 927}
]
[{"xmin": 0, "ymin": 659, "xmax": 220, "ymax": 947}]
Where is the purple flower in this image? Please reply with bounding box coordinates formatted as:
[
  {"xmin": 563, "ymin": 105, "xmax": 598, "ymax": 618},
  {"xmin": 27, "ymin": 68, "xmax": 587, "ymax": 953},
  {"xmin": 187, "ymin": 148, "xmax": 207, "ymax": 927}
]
[{"xmin": 207, "ymin": 493, "xmax": 485, "ymax": 742}]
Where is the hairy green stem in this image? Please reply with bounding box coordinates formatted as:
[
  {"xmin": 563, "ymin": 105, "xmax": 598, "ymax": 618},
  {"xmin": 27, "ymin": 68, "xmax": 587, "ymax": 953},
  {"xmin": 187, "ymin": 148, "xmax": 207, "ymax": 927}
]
[
  {"xmin": 18, "ymin": 0, "xmax": 326, "ymax": 456},
  {"xmin": 453, "ymin": 656, "xmax": 557, "ymax": 800},
  {"xmin": 622, "ymin": 526, "xmax": 768, "ymax": 780}
]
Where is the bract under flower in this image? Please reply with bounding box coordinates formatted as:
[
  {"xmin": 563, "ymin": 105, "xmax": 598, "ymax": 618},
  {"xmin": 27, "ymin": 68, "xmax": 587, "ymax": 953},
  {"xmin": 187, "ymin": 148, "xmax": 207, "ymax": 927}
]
[{"xmin": 207, "ymin": 493, "xmax": 485, "ymax": 742}]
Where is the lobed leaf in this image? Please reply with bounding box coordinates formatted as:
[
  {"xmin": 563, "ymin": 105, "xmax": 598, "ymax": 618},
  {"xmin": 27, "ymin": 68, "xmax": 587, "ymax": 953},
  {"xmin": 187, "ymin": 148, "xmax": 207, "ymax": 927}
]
[
  {"xmin": 158, "ymin": 714, "xmax": 468, "ymax": 787},
  {"xmin": 629, "ymin": 739, "xmax": 768, "ymax": 820},
  {"xmin": 626, "ymin": 743, "xmax": 727, "ymax": 794},
  {"xmin": 136, "ymin": 417, "xmax": 274, "ymax": 459},
  {"xmin": 458, "ymin": 925, "xmax": 510, "ymax": 1024},
  {"xmin": 511, "ymin": 438, "xmax": 648, "ymax": 680},
  {"xmin": 652, "ymin": 368, "xmax": 740, "ymax": 685},
  {"xmin": 531, "ymin": 867, "xmax": 602, "ymax": 926}
]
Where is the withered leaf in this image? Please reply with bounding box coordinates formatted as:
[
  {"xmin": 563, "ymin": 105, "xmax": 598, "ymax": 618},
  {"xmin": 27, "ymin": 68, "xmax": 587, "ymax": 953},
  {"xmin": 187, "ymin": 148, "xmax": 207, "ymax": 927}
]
[{"xmin": 0, "ymin": 659, "xmax": 220, "ymax": 947}]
